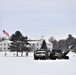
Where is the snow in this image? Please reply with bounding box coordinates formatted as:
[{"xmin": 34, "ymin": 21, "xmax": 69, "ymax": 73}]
[{"xmin": 0, "ymin": 51, "xmax": 76, "ymax": 75}]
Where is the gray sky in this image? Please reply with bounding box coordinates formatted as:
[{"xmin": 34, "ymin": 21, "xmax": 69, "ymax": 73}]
[{"xmin": 0, "ymin": 0, "xmax": 76, "ymax": 40}]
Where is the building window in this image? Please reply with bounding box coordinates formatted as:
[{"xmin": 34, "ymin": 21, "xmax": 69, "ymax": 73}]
[
  {"xmin": 4, "ymin": 44, "xmax": 6, "ymax": 45},
  {"xmin": 8, "ymin": 48, "xmax": 10, "ymax": 49},
  {"xmin": 8, "ymin": 44, "xmax": 9, "ymax": 46},
  {"xmin": 37, "ymin": 44, "xmax": 38, "ymax": 46},
  {"xmin": 33, "ymin": 44, "xmax": 34, "ymax": 46},
  {"xmin": 4, "ymin": 47, "xmax": 6, "ymax": 49},
  {"xmin": 37, "ymin": 48, "xmax": 38, "ymax": 50}
]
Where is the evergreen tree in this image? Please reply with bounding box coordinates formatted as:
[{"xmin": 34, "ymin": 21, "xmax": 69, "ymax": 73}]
[
  {"xmin": 9, "ymin": 31, "xmax": 29, "ymax": 56},
  {"xmin": 41, "ymin": 40, "xmax": 47, "ymax": 49}
]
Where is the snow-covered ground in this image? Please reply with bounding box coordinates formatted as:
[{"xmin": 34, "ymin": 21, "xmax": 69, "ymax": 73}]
[{"xmin": 0, "ymin": 51, "xmax": 76, "ymax": 75}]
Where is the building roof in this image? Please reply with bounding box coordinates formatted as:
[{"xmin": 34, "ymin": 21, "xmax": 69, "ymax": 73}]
[
  {"xmin": 0, "ymin": 40, "xmax": 12, "ymax": 43},
  {"xmin": 28, "ymin": 39, "xmax": 52, "ymax": 44}
]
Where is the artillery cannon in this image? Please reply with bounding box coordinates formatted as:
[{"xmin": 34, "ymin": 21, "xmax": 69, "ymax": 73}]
[{"xmin": 49, "ymin": 45, "xmax": 74, "ymax": 60}]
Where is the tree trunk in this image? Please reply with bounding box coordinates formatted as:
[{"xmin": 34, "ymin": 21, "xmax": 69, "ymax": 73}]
[
  {"xmin": 26, "ymin": 51, "xmax": 28, "ymax": 57},
  {"xmin": 16, "ymin": 51, "xmax": 18, "ymax": 56},
  {"xmin": 21, "ymin": 51, "xmax": 23, "ymax": 57}
]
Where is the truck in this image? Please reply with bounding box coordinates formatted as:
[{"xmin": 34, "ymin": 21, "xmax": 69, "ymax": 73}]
[{"xmin": 34, "ymin": 49, "xmax": 48, "ymax": 60}]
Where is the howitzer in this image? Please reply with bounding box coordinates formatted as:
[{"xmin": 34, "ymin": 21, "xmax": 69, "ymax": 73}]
[
  {"xmin": 62, "ymin": 50, "xmax": 70, "ymax": 56},
  {"xmin": 49, "ymin": 45, "xmax": 74, "ymax": 60}
]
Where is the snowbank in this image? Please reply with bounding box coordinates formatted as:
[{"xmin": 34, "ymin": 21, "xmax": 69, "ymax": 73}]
[{"xmin": 0, "ymin": 52, "xmax": 76, "ymax": 75}]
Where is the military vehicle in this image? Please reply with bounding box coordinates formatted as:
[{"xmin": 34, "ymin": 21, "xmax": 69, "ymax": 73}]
[
  {"xmin": 49, "ymin": 49, "xmax": 70, "ymax": 60},
  {"xmin": 49, "ymin": 45, "xmax": 74, "ymax": 60},
  {"xmin": 34, "ymin": 45, "xmax": 74, "ymax": 60}
]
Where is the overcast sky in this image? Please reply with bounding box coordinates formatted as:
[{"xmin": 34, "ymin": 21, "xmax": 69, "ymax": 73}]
[{"xmin": 0, "ymin": 0, "xmax": 76, "ymax": 40}]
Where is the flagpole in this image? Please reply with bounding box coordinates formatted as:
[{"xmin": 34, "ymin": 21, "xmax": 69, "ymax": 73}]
[{"xmin": 1, "ymin": 12, "xmax": 2, "ymax": 39}]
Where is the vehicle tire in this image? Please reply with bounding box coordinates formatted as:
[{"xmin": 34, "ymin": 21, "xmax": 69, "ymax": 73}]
[
  {"xmin": 34, "ymin": 57, "xmax": 38, "ymax": 60},
  {"xmin": 34, "ymin": 57, "xmax": 36, "ymax": 60},
  {"xmin": 42, "ymin": 56, "xmax": 46, "ymax": 60},
  {"xmin": 51, "ymin": 56, "xmax": 56, "ymax": 60},
  {"xmin": 64, "ymin": 56, "xmax": 69, "ymax": 59},
  {"xmin": 43, "ymin": 58, "xmax": 46, "ymax": 60}
]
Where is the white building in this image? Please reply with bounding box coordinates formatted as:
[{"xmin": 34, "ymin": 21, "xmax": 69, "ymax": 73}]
[
  {"xmin": 0, "ymin": 39, "xmax": 53, "ymax": 52},
  {"xmin": 0, "ymin": 40, "xmax": 12, "ymax": 52},
  {"xmin": 29, "ymin": 39, "xmax": 53, "ymax": 51}
]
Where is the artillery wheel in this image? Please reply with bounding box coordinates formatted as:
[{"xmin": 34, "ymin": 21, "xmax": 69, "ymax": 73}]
[
  {"xmin": 34, "ymin": 57, "xmax": 38, "ymax": 60},
  {"xmin": 64, "ymin": 56, "xmax": 69, "ymax": 59}
]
